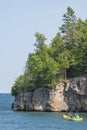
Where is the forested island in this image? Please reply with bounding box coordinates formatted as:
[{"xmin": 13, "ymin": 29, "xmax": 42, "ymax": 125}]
[{"xmin": 11, "ymin": 7, "xmax": 87, "ymax": 112}]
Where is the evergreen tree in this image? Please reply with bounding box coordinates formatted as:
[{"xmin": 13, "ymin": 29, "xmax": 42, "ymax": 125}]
[
  {"xmin": 59, "ymin": 6, "xmax": 78, "ymax": 49},
  {"xmin": 11, "ymin": 7, "xmax": 87, "ymax": 96}
]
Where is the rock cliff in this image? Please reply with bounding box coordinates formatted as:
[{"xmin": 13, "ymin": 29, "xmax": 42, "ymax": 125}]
[{"xmin": 12, "ymin": 77, "xmax": 87, "ymax": 112}]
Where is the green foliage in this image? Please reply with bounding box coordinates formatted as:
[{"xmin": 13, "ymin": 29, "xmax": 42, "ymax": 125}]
[
  {"xmin": 34, "ymin": 32, "xmax": 47, "ymax": 50},
  {"xmin": 67, "ymin": 18, "xmax": 87, "ymax": 77},
  {"xmin": 11, "ymin": 75, "xmax": 24, "ymax": 96},
  {"xmin": 50, "ymin": 33, "xmax": 64, "ymax": 60},
  {"xmin": 11, "ymin": 7, "xmax": 87, "ymax": 95},
  {"xmin": 26, "ymin": 44, "xmax": 59, "ymax": 89},
  {"xmin": 59, "ymin": 6, "xmax": 78, "ymax": 50}
]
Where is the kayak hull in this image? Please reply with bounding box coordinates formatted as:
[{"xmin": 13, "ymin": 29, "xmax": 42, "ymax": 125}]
[{"xmin": 63, "ymin": 115, "xmax": 83, "ymax": 122}]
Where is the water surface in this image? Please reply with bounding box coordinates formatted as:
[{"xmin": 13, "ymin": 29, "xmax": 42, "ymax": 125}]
[{"xmin": 0, "ymin": 93, "xmax": 87, "ymax": 130}]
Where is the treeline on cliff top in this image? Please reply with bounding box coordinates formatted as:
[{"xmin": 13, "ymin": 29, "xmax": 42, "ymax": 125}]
[{"xmin": 11, "ymin": 7, "xmax": 87, "ymax": 96}]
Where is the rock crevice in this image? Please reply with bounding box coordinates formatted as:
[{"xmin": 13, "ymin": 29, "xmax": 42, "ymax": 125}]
[{"xmin": 12, "ymin": 77, "xmax": 87, "ymax": 112}]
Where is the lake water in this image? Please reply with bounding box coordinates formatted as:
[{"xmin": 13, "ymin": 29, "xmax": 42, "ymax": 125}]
[{"xmin": 0, "ymin": 93, "xmax": 87, "ymax": 130}]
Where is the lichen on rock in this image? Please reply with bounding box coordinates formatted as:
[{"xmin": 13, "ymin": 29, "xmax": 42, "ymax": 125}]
[{"xmin": 12, "ymin": 77, "xmax": 87, "ymax": 112}]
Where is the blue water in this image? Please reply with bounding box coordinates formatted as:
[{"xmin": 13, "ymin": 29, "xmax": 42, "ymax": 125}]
[{"xmin": 0, "ymin": 94, "xmax": 87, "ymax": 130}]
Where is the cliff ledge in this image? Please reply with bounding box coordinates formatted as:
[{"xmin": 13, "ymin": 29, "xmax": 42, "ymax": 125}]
[{"xmin": 12, "ymin": 77, "xmax": 87, "ymax": 112}]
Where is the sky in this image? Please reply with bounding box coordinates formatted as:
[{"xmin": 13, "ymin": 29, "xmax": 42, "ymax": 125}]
[{"xmin": 0, "ymin": 0, "xmax": 87, "ymax": 93}]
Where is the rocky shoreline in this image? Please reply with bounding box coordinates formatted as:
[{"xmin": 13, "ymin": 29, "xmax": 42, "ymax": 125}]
[{"xmin": 12, "ymin": 77, "xmax": 87, "ymax": 112}]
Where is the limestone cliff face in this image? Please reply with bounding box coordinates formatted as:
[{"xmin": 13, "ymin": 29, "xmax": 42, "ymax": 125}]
[{"xmin": 12, "ymin": 77, "xmax": 87, "ymax": 112}]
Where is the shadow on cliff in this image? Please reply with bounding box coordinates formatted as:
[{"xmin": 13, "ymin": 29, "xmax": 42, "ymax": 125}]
[{"xmin": 63, "ymin": 77, "xmax": 87, "ymax": 112}]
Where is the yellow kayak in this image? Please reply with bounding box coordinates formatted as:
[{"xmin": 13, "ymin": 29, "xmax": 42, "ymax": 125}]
[{"xmin": 63, "ymin": 115, "xmax": 83, "ymax": 122}]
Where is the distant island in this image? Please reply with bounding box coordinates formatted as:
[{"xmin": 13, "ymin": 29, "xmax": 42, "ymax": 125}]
[{"xmin": 11, "ymin": 7, "xmax": 87, "ymax": 112}]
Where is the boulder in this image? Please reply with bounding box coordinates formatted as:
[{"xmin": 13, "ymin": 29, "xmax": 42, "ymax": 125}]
[{"xmin": 12, "ymin": 77, "xmax": 87, "ymax": 112}]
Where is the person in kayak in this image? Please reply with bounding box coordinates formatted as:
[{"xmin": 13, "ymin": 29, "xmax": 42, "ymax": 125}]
[
  {"xmin": 74, "ymin": 113, "xmax": 79, "ymax": 119},
  {"xmin": 68, "ymin": 112, "xmax": 74, "ymax": 119}
]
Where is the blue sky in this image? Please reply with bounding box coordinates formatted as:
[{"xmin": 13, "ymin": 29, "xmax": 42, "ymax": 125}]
[{"xmin": 0, "ymin": 0, "xmax": 87, "ymax": 93}]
